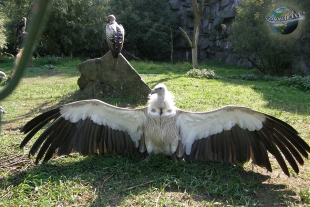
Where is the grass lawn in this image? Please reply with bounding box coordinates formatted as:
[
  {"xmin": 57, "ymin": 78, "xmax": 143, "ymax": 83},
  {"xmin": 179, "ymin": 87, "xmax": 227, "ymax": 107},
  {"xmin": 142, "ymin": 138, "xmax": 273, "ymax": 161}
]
[{"xmin": 0, "ymin": 57, "xmax": 309, "ymax": 206}]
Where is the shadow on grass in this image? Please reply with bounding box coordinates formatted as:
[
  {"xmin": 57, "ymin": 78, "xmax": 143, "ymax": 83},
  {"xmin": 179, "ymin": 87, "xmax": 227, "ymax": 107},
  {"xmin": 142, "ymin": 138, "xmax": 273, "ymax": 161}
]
[
  {"xmin": 217, "ymin": 77, "xmax": 310, "ymax": 115},
  {"xmin": 0, "ymin": 154, "xmax": 297, "ymax": 206}
]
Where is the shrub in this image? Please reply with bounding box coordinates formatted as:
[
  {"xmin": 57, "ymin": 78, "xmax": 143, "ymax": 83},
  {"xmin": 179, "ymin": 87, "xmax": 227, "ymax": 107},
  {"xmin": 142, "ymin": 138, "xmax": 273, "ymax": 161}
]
[
  {"xmin": 277, "ymin": 75, "xmax": 310, "ymax": 91},
  {"xmin": 186, "ymin": 68, "xmax": 221, "ymax": 79}
]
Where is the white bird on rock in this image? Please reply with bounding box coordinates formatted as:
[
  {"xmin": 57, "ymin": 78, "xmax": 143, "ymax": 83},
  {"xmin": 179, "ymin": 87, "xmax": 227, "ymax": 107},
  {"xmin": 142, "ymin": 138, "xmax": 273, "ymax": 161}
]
[
  {"xmin": 20, "ymin": 84, "xmax": 310, "ymax": 176},
  {"xmin": 105, "ymin": 14, "xmax": 124, "ymax": 58}
]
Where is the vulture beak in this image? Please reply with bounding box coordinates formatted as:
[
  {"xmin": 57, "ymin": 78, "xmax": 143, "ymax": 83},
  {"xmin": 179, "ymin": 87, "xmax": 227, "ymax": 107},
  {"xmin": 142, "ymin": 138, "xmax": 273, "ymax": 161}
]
[{"xmin": 151, "ymin": 89, "xmax": 157, "ymax": 94}]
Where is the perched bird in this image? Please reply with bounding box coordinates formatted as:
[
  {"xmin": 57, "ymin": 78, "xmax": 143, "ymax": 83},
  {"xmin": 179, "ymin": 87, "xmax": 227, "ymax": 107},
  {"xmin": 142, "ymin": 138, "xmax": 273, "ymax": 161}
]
[
  {"xmin": 20, "ymin": 84, "xmax": 310, "ymax": 176},
  {"xmin": 105, "ymin": 14, "xmax": 125, "ymax": 58},
  {"xmin": 16, "ymin": 17, "xmax": 27, "ymax": 36},
  {"xmin": 0, "ymin": 71, "xmax": 6, "ymax": 81},
  {"xmin": 0, "ymin": 106, "xmax": 6, "ymax": 114}
]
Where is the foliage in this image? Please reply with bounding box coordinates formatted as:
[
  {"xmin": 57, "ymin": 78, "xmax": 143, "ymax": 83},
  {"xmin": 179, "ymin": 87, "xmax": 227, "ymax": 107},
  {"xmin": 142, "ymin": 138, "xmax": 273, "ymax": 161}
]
[
  {"xmin": 38, "ymin": 0, "xmax": 109, "ymax": 57},
  {"xmin": 186, "ymin": 68, "xmax": 221, "ymax": 79},
  {"xmin": 0, "ymin": 11, "xmax": 8, "ymax": 49},
  {"xmin": 107, "ymin": 0, "xmax": 178, "ymax": 60},
  {"xmin": 300, "ymin": 188, "xmax": 310, "ymax": 204},
  {"xmin": 229, "ymin": 0, "xmax": 310, "ymax": 75},
  {"xmin": 2, "ymin": 0, "xmax": 177, "ymax": 60},
  {"xmin": 277, "ymin": 75, "xmax": 310, "ymax": 91}
]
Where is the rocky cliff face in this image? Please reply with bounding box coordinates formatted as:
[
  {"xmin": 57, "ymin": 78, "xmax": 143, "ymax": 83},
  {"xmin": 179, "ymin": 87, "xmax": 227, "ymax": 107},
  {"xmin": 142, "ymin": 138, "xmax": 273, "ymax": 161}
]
[{"xmin": 169, "ymin": 0, "xmax": 250, "ymax": 66}]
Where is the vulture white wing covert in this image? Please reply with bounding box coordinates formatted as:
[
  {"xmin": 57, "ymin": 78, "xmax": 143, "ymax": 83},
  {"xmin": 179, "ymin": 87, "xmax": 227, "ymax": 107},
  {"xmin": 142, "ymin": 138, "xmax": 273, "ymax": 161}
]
[{"xmin": 20, "ymin": 84, "xmax": 310, "ymax": 176}]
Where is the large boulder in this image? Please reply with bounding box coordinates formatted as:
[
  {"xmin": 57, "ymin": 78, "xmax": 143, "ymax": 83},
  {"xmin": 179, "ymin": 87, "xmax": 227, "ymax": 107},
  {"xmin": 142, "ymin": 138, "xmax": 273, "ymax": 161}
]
[{"xmin": 77, "ymin": 51, "xmax": 151, "ymax": 102}]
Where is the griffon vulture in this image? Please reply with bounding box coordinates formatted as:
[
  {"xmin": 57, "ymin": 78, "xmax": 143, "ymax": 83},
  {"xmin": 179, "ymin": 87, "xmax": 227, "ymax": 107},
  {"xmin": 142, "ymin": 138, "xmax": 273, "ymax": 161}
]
[
  {"xmin": 20, "ymin": 84, "xmax": 310, "ymax": 176},
  {"xmin": 105, "ymin": 14, "xmax": 124, "ymax": 58},
  {"xmin": 16, "ymin": 17, "xmax": 27, "ymax": 36}
]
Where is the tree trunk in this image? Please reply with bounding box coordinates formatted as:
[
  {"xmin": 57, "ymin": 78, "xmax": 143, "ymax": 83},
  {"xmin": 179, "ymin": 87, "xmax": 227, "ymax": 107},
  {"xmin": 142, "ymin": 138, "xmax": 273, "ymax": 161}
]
[
  {"xmin": 192, "ymin": 20, "xmax": 200, "ymax": 68},
  {"xmin": 190, "ymin": 0, "xmax": 205, "ymax": 69}
]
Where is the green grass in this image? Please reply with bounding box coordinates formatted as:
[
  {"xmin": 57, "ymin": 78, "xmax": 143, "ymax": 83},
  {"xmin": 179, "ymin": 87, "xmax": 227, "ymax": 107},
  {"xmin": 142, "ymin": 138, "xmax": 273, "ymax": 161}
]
[{"xmin": 0, "ymin": 57, "xmax": 309, "ymax": 206}]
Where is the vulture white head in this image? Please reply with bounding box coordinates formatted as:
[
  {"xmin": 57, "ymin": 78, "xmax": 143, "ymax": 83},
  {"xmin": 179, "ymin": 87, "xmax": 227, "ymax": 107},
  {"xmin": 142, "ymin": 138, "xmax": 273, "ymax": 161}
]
[
  {"xmin": 148, "ymin": 83, "xmax": 176, "ymax": 115},
  {"xmin": 107, "ymin": 14, "xmax": 116, "ymax": 23}
]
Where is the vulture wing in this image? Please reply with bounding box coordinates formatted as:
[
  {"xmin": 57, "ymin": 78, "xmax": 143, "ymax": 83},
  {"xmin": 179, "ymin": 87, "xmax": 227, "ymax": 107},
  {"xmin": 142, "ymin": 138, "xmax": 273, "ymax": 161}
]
[
  {"xmin": 177, "ymin": 106, "xmax": 310, "ymax": 176},
  {"xmin": 20, "ymin": 99, "xmax": 147, "ymax": 164}
]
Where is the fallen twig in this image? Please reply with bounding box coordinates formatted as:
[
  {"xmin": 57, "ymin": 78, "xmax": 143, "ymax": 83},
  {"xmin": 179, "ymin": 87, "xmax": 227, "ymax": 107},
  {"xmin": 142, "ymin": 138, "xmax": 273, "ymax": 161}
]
[
  {"xmin": 126, "ymin": 180, "xmax": 154, "ymax": 191},
  {"xmin": 155, "ymin": 191, "xmax": 162, "ymax": 207},
  {"xmin": 102, "ymin": 173, "xmax": 115, "ymax": 183}
]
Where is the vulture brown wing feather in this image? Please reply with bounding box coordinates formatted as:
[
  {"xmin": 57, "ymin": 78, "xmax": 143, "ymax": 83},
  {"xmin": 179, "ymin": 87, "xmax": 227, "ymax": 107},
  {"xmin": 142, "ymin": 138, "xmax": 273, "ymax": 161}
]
[
  {"xmin": 29, "ymin": 116, "xmax": 65, "ymax": 157},
  {"xmin": 42, "ymin": 120, "xmax": 74, "ymax": 163},
  {"xmin": 57, "ymin": 123, "xmax": 79, "ymax": 156},
  {"xmin": 264, "ymin": 117, "xmax": 310, "ymax": 155},
  {"xmin": 231, "ymin": 125, "xmax": 250, "ymax": 164},
  {"xmin": 20, "ymin": 109, "xmax": 60, "ymax": 148},
  {"xmin": 20, "ymin": 108, "xmax": 60, "ymax": 134},
  {"xmin": 247, "ymin": 131, "xmax": 271, "ymax": 171},
  {"xmin": 271, "ymin": 130, "xmax": 300, "ymax": 173},
  {"xmin": 257, "ymin": 129, "xmax": 290, "ymax": 175},
  {"xmin": 272, "ymin": 128, "xmax": 304, "ymax": 165}
]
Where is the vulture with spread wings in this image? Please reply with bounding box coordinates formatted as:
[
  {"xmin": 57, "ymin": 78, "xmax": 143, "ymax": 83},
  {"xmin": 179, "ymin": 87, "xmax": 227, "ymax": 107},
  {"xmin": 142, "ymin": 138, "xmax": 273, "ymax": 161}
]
[
  {"xmin": 20, "ymin": 84, "xmax": 310, "ymax": 176},
  {"xmin": 105, "ymin": 14, "xmax": 124, "ymax": 58}
]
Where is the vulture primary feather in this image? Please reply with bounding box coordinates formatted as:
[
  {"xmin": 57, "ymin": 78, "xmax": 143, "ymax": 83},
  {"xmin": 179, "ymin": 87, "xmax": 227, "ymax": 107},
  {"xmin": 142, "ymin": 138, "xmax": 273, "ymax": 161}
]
[
  {"xmin": 20, "ymin": 84, "xmax": 310, "ymax": 176},
  {"xmin": 105, "ymin": 14, "xmax": 124, "ymax": 58}
]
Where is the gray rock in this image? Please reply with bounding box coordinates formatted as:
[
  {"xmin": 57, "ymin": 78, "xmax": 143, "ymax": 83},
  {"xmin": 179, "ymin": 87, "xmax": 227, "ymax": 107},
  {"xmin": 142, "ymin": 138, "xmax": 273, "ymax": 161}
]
[
  {"xmin": 169, "ymin": 0, "xmax": 181, "ymax": 11},
  {"xmin": 77, "ymin": 51, "xmax": 151, "ymax": 102},
  {"xmin": 216, "ymin": 10, "xmax": 235, "ymax": 19}
]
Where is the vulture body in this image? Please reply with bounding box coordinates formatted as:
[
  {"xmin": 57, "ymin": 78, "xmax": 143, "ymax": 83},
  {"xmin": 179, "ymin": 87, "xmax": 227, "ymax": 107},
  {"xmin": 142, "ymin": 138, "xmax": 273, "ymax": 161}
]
[
  {"xmin": 105, "ymin": 14, "xmax": 124, "ymax": 58},
  {"xmin": 20, "ymin": 84, "xmax": 310, "ymax": 176},
  {"xmin": 16, "ymin": 17, "xmax": 27, "ymax": 36}
]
